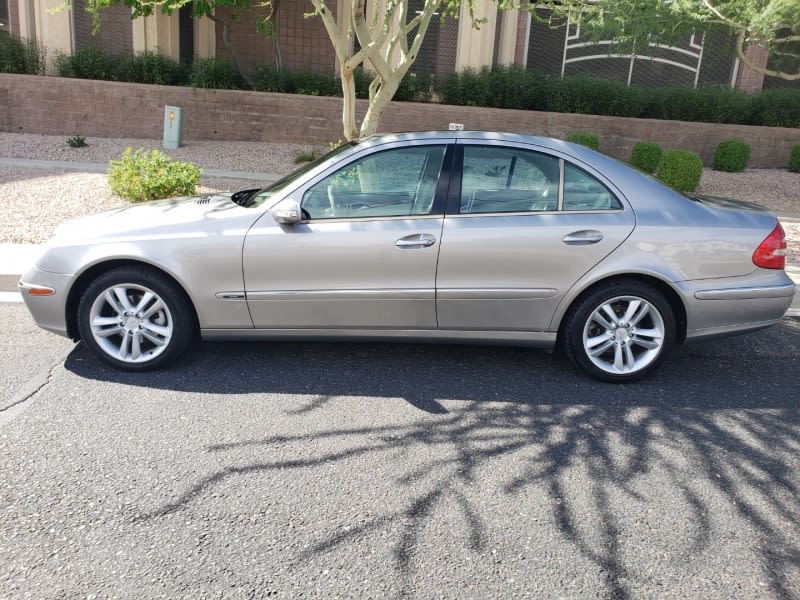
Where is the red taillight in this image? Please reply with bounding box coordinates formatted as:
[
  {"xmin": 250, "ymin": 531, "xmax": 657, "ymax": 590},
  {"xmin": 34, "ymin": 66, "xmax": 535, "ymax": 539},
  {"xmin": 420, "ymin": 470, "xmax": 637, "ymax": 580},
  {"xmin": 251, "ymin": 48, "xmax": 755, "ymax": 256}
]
[{"xmin": 752, "ymin": 223, "xmax": 787, "ymax": 269}]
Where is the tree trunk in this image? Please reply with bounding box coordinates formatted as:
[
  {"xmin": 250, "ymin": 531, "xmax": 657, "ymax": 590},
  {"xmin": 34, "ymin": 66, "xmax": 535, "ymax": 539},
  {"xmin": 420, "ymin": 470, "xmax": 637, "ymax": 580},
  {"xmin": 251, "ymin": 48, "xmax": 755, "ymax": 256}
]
[
  {"xmin": 207, "ymin": 14, "xmax": 254, "ymax": 87},
  {"xmin": 340, "ymin": 65, "xmax": 360, "ymax": 140},
  {"xmin": 272, "ymin": 0, "xmax": 282, "ymax": 72},
  {"xmin": 359, "ymin": 77, "xmax": 401, "ymax": 137}
]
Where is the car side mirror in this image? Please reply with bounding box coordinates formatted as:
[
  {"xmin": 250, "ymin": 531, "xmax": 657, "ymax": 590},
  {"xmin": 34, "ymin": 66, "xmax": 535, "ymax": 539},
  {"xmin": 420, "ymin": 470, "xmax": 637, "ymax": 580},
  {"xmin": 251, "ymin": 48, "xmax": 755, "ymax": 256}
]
[{"xmin": 273, "ymin": 199, "xmax": 302, "ymax": 224}]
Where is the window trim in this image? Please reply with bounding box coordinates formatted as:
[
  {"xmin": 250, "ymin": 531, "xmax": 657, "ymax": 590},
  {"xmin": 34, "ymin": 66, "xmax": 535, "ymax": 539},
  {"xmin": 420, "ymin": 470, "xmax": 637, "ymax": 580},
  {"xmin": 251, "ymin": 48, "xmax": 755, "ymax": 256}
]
[
  {"xmin": 296, "ymin": 142, "xmax": 455, "ymax": 223},
  {"xmin": 447, "ymin": 142, "xmax": 627, "ymax": 217}
]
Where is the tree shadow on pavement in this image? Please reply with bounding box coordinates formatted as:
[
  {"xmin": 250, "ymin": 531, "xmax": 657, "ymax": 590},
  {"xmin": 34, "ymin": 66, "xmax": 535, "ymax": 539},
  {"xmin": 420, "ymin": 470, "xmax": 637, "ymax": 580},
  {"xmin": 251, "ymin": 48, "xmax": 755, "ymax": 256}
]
[{"xmin": 65, "ymin": 319, "xmax": 800, "ymax": 599}]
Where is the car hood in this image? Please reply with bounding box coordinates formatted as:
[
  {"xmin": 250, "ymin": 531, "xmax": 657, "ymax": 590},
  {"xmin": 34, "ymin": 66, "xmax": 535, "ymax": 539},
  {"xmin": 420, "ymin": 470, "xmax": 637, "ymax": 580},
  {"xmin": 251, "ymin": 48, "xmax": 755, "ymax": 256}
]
[{"xmin": 50, "ymin": 192, "xmax": 255, "ymax": 244}]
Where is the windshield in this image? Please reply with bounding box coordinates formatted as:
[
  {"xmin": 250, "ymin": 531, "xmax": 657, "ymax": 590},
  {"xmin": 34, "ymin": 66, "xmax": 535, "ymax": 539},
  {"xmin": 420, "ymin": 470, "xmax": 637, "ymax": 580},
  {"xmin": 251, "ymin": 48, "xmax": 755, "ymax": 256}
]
[{"xmin": 246, "ymin": 141, "xmax": 360, "ymax": 207}]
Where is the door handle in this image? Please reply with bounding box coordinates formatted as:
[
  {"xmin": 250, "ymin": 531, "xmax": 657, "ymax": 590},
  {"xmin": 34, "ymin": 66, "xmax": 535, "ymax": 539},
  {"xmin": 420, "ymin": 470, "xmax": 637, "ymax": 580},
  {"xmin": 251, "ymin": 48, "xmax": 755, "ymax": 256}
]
[
  {"xmin": 562, "ymin": 230, "xmax": 603, "ymax": 245},
  {"xmin": 396, "ymin": 233, "xmax": 437, "ymax": 248}
]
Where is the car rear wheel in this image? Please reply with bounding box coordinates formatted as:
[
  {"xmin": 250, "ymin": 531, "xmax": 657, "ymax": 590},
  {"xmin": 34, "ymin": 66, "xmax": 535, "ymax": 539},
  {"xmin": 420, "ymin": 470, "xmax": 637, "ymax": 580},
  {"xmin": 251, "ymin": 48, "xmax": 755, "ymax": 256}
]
[
  {"xmin": 562, "ymin": 280, "xmax": 675, "ymax": 382},
  {"xmin": 77, "ymin": 266, "xmax": 195, "ymax": 371}
]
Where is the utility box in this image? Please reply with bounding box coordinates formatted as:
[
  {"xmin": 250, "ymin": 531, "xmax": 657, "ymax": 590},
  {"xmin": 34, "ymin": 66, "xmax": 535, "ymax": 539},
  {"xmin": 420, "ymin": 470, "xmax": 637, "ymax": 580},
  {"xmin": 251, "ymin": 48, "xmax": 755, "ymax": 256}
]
[{"xmin": 163, "ymin": 105, "xmax": 183, "ymax": 149}]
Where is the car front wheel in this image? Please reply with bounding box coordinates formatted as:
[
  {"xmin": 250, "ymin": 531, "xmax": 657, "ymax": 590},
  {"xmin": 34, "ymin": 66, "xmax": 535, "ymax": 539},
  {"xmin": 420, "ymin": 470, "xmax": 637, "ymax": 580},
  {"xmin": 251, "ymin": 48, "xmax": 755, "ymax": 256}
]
[
  {"xmin": 77, "ymin": 266, "xmax": 195, "ymax": 370},
  {"xmin": 562, "ymin": 280, "xmax": 675, "ymax": 383}
]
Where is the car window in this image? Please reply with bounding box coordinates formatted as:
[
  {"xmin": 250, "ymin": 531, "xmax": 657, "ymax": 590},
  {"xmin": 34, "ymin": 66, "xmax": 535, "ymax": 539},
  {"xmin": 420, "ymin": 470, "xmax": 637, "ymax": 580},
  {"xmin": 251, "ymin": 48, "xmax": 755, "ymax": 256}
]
[
  {"xmin": 301, "ymin": 145, "xmax": 446, "ymax": 219},
  {"xmin": 563, "ymin": 163, "xmax": 622, "ymax": 211},
  {"xmin": 460, "ymin": 146, "xmax": 559, "ymax": 214}
]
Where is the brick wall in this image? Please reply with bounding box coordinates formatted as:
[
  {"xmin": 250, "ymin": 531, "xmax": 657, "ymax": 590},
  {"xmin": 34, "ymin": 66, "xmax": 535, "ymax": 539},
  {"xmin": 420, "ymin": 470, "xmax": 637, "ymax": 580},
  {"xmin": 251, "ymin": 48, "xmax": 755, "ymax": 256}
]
[
  {"xmin": 215, "ymin": 0, "xmax": 337, "ymax": 77},
  {"xmin": 1, "ymin": 73, "xmax": 798, "ymax": 168}
]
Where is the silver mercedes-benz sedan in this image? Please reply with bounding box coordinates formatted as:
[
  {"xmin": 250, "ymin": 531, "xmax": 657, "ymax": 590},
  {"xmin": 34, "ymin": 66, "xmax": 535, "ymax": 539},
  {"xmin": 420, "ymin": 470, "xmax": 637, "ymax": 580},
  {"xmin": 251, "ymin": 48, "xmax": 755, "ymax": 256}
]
[{"xmin": 19, "ymin": 132, "xmax": 795, "ymax": 382}]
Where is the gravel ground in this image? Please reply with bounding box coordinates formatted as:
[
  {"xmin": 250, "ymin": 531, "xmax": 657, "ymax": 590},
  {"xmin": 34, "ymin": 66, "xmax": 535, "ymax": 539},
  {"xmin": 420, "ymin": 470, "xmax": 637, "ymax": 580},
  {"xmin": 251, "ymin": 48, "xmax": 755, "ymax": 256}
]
[{"xmin": 1, "ymin": 133, "xmax": 798, "ymax": 262}]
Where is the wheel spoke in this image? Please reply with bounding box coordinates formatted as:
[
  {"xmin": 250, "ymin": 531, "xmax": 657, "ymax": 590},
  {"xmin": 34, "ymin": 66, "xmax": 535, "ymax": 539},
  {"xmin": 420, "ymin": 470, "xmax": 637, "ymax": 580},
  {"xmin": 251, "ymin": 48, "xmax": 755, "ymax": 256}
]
[
  {"xmin": 624, "ymin": 344, "xmax": 635, "ymax": 369},
  {"xmin": 622, "ymin": 300, "xmax": 641, "ymax": 324},
  {"xmin": 134, "ymin": 292, "xmax": 155, "ymax": 316},
  {"xmin": 142, "ymin": 322, "xmax": 170, "ymax": 339},
  {"xmin": 142, "ymin": 299, "xmax": 166, "ymax": 320},
  {"xmin": 92, "ymin": 315, "xmax": 120, "ymax": 328},
  {"xmin": 600, "ymin": 304, "xmax": 619, "ymax": 327},
  {"xmin": 113, "ymin": 287, "xmax": 135, "ymax": 313},
  {"xmin": 628, "ymin": 302, "xmax": 651, "ymax": 326},
  {"xmin": 140, "ymin": 331, "xmax": 167, "ymax": 347},
  {"xmin": 633, "ymin": 337, "xmax": 661, "ymax": 350},
  {"xmin": 95, "ymin": 325, "xmax": 124, "ymax": 338},
  {"xmin": 613, "ymin": 344, "xmax": 624, "ymax": 371},
  {"xmin": 586, "ymin": 333, "xmax": 613, "ymax": 349},
  {"xmin": 131, "ymin": 333, "xmax": 142, "ymax": 360},
  {"xmin": 588, "ymin": 338, "xmax": 615, "ymax": 357},
  {"xmin": 104, "ymin": 290, "xmax": 125, "ymax": 316},
  {"xmin": 118, "ymin": 330, "xmax": 132, "ymax": 359}
]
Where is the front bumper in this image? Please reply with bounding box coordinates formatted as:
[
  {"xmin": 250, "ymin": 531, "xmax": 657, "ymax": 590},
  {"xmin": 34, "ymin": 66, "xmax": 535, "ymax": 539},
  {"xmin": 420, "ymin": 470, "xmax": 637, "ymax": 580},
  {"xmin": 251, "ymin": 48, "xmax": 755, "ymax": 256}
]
[{"xmin": 18, "ymin": 267, "xmax": 74, "ymax": 338}]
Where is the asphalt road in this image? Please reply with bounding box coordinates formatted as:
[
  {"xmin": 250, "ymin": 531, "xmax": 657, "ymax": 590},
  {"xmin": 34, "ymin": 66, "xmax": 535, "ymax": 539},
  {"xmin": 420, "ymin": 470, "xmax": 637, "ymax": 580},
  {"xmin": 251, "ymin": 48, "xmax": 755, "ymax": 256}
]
[{"xmin": 1, "ymin": 302, "xmax": 799, "ymax": 599}]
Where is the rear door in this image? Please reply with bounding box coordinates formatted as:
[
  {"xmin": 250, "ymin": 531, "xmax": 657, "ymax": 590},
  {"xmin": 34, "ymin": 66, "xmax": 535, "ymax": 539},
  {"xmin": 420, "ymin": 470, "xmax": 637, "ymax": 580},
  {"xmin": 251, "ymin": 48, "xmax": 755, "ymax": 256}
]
[{"xmin": 435, "ymin": 141, "xmax": 636, "ymax": 332}]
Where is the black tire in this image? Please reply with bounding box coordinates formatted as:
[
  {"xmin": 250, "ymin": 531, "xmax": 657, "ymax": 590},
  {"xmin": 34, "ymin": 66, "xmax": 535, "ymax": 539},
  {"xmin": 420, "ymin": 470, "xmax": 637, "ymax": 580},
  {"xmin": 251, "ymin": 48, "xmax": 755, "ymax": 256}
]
[
  {"xmin": 77, "ymin": 266, "xmax": 196, "ymax": 371},
  {"xmin": 561, "ymin": 280, "xmax": 675, "ymax": 383}
]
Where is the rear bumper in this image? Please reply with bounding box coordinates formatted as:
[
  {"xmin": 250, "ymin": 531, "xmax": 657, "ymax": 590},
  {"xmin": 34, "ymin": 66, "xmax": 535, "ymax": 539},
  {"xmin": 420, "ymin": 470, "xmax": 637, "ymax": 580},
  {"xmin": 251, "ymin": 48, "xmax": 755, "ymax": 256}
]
[{"xmin": 683, "ymin": 276, "xmax": 795, "ymax": 341}]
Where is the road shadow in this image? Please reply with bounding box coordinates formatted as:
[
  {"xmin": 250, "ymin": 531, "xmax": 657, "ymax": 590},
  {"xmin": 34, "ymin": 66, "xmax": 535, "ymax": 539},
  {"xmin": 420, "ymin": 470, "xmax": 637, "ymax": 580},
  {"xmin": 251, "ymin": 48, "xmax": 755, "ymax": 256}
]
[{"xmin": 64, "ymin": 319, "xmax": 800, "ymax": 598}]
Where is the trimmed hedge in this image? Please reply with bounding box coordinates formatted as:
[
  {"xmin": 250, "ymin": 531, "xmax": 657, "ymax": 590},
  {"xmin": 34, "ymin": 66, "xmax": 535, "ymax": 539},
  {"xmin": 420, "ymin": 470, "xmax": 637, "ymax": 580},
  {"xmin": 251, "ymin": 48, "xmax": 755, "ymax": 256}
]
[
  {"xmin": 566, "ymin": 132, "xmax": 600, "ymax": 150},
  {"xmin": 630, "ymin": 141, "xmax": 663, "ymax": 173},
  {"xmin": 789, "ymin": 145, "xmax": 800, "ymax": 173},
  {"xmin": 656, "ymin": 150, "xmax": 703, "ymax": 193},
  {"xmin": 441, "ymin": 65, "xmax": 800, "ymax": 128},
  {"xmin": 713, "ymin": 140, "xmax": 750, "ymax": 172},
  {"xmin": 0, "ymin": 32, "xmax": 45, "ymax": 75}
]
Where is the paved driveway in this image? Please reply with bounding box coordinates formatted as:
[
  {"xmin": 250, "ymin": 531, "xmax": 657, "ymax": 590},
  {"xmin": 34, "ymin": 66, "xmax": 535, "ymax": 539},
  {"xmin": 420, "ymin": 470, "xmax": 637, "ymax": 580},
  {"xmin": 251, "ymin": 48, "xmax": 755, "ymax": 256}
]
[{"xmin": 1, "ymin": 303, "xmax": 799, "ymax": 599}]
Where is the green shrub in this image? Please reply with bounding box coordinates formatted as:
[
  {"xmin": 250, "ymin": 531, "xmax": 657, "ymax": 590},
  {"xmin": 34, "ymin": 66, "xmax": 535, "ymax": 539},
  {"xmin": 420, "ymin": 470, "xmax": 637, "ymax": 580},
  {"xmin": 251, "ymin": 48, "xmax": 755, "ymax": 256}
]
[
  {"xmin": 644, "ymin": 86, "xmax": 752, "ymax": 125},
  {"xmin": 713, "ymin": 139, "xmax": 750, "ymax": 172},
  {"xmin": 0, "ymin": 32, "xmax": 45, "ymax": 74},
  {"xmin": 117, "ymin": 51, "xmax": 188, "ymax": 86},
  {"xmin": 394, "ymin": 72, "xmax": 417, "ymax": 102},
  {"xmin": 751, "ymin": 89, "xmax": 800, "ymax": 128},
  {"xmin": 290, "ymin": 70, "xmax": 341, "ymax": 97},
  {"xmin": 789, "ymin": 145, "xmax": 800, "ymax": 173},
  {"xmin": 188, "ymin": 58, "xmax": 244, "ymax": 90},
  {"xmin": 251, "ymin": 65, "xmax": 291, "ymax": 93},
  {"xmin": 656, "ymin": 150, "xmax": 703, "ymax": 193},
  {"xmin": 566, "ymin": 132, "xmax": 600, "ymax": 150},
  {"xmin": 630, "ymin": 141, "xmax": 663, "ymax": 173},
  {"xmin": 442, "ymin": 67, "xmax": 491, "ymax": 107},
  {"xmin": 108, "ymin": 148, "xmax": 202, "ymax": 202},
  {"xmin": 67, "ymin": 135, "xmax": 87, "ymax": 148},
  {"xmin": 55, "ymin": 47, "xmax": 119, "ymax": 80}
]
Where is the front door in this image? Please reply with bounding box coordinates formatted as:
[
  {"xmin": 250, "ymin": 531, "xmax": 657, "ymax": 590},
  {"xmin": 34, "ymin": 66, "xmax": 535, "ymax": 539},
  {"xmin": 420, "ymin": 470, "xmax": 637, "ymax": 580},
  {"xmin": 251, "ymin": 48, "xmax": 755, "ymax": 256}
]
[{"xmin": 243, "ymin": 143, "xmax": 450, "ymax": 330}]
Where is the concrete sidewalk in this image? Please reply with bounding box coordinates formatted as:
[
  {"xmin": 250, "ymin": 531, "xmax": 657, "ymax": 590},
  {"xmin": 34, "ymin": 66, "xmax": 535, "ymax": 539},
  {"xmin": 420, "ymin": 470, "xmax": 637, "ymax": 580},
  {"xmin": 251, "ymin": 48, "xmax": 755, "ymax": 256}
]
[{"xmin": 0, "ymin": 157, "xmax": 282, "ymax": 182}]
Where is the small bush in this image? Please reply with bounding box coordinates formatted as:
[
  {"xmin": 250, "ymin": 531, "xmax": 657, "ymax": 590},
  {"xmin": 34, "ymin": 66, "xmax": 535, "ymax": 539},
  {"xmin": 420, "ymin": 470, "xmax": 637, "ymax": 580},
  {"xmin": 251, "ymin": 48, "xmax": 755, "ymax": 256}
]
[
  {"xmin": 188, "ymin": 58, "xmax": 244, "ymax": 90},
  {"xmin": 108, "ymin": 148, "xmax": 202, "ymax": 202},
  {"xmin": 656, "ymin": 150, "xmax": 703, "ymax": 193},
  {"xmin": 67, "ymin": 135, "xmax": 87, "ymax": 148},
  {"xmin": 55, "ymin": 47, "xmax": 119, "ymax": 80},
  {"xmin": 789, "ymin": 145, "xmax": 800, "ymax": 173},
  {"xmin": 566, "ymin": 132, "xmax": 600, "ymax": 150},
  {"xmin": 117, "ymin": 51, "xmax": 188, "ymax": 86},
  {"xmin": 630, "ymin": 141, "xmax": 663, "ymax": 173},
  {"xmin": 713, "ymin": 139, "xmax": 750, "ymax": 172},
  {"xmin": 294, "ymin": 148, "xmax": 320, "ymax": 163},
  {"xmin": 0, "ymin": 32, "xmax": 45, "ymax": 75}
]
